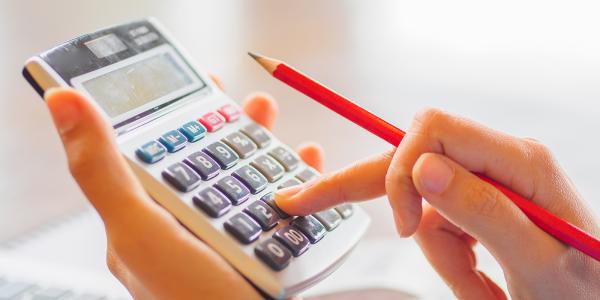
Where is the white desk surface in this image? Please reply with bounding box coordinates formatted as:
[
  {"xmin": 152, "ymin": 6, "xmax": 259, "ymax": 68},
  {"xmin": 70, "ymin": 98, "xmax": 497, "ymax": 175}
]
[{"xmin": 1, "ymin": 1, "xmax": 599, "ymax": 298}]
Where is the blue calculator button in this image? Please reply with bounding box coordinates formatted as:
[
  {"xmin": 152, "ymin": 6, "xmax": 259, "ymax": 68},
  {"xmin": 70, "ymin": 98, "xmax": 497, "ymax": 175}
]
[
  {"xmin": 159, "ymin": 130, "xmax": 187, "ymax": 153},
  {"xmin": 136, "ymin": 141, "xmax": 167, "ymax": 164},
  {"xmin": 179, "ymin": 121, "xmax": 206, "ymax": 142}
]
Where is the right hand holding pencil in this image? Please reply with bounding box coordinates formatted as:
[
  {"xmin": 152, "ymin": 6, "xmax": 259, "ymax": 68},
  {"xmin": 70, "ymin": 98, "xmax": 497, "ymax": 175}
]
[{"xmin": 276, "ymin": 107, "xmax": 600, "ymax": 299}]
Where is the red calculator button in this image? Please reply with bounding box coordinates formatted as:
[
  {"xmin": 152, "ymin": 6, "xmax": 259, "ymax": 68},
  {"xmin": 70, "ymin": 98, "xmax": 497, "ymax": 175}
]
[
  {"xmin": 199, "ymin": 112, "xmax": 225, "ymax": 132},
  {"xmin": 218, "ymin": 104, "xmax": 241, "ymax": 122}
]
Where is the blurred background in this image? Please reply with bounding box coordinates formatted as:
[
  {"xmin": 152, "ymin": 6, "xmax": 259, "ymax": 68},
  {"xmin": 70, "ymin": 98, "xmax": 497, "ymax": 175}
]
[{"xmin": 1, "ymin": 0, "xmax": 599, "ymax": 299}]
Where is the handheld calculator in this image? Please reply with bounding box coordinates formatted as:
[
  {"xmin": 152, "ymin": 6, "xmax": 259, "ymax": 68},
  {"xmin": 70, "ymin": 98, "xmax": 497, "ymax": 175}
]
[{"xmin": 22, "ymin": 19, "xmax": 370, "ymax": 299}]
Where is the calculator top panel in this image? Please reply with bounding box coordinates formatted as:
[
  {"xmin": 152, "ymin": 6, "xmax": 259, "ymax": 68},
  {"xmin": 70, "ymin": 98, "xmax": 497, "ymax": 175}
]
[{"xmin": 26, "ymin": 19, "xmax": 209, "ymax": 134}]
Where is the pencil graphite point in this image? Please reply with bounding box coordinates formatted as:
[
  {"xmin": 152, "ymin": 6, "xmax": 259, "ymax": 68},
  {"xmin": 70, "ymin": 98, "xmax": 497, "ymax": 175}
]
[{"xmin": 248, "ymin": 51, "xmax": 261, "ymax": 60}]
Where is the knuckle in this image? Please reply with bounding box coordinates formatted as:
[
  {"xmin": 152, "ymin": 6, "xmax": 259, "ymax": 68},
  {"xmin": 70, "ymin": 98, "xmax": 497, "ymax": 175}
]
[
  {"xmin": 465, "ymin": 183, "xmax": 504, "ymax": 219},
  {"xmin": 412, "ymin": 107, "xmax": 448, "ymax": 133},
  {"xmin": 521, "ymin": 138, "xmax": 558, "ymax": 170}
]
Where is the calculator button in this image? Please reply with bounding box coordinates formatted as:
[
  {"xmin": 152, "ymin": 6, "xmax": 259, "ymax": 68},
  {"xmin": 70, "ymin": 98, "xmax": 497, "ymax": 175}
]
[
  {"xmin": 252, "ymin": 155, "xmax": 285, "ymax": 182},
  {"xmin": 136, "ymin": 141, "xmax": 166, "ymax": 163},
  {"xmin": 214, "ymin": 176, "xmax": 250, "ymax": 205},
  {"xmin": 223, "ymin": 132, "xmax": 257, "ymax": 158},
  {"xmin": 233, "ymin": 166, "xmax": 268, "ymax": 194},
  {"xmin": 179, "ymin": 121, "xmax": 206, "ymax": 142},
  {"xmin": 241, "ymin": 123, "xmax": 271, "ymax": 148},
  {"xmin": 193, "ymin": 187, "xmax": 231, "ymax": 218},
  {"xmin": 159, "ymin": 130, "xmax": 187, "ymax": 153},
  {"xmin": 314, "ymin": 209, "xmax": 342, "ymax": 231},
  {"xmin": 291, "ymin": 216, "xmax": 326, "ymax": 244},
  {"xmin": 335, "ymin": 204, "xmax": 354, "ymax": 219},
  {"xmin": 203, "ymin": 142, "xmax": 239, "ymax": 169},
  {"xmin": 274, "ymin": 226, "xmax": 310, "ymax": 257},
  {"xmin": 261, "ymin": 192, "xmax": 290, "ymax": 219},
  {"xmin": 198, "ymin": 111, "xmax": 226, "ymax": 132},
  {"xmin": 296, "ymin": 167, "xmax": 320, "ymax": 183},
  {"xmin": 269, "ymin": 146, "xmax": 300, "ymax": 171},
  {"xmin": 218, "ymin": 104, "xmax": 241, "ymax": 122},
  {"xmin": 184, "ymin": 152, "xmax": 220, "ymax": 180},
  {"xmin": 255, "ymin": 238, "xmax": 292, "ymax": 271},
  {"xmin": 224, "ymin": 213, "xmax": 261, "ymax": 244},
  {"xmin": 162, "ymin": 162, "xmax": 201, "ymax": 192},
  {"xmin": 244, "ymin": 201, "xmax": 280, "ymax": 230},
  {"xmin": 278, "ymin": 178, "xmax": 303, "ymax": 190}
]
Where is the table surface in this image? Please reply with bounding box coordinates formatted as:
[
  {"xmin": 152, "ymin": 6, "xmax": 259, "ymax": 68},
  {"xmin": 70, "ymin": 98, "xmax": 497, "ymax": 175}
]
[{"xmin": 1, "ymin": 0, "xmax": 599, "ymax": 297}]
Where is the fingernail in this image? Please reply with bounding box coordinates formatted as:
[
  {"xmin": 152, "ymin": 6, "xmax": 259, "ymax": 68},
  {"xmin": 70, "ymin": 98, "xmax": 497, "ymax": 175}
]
[
  {"xmin": 45, "ymin": 88, "xmax": 81, "ymax": 135},
  {"xmin": 418, "ymin": 155, "xmax": 454, "ymax": 195}
]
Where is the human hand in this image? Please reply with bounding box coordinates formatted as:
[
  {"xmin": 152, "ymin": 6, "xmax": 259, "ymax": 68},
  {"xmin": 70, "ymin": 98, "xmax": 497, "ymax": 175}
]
[
  {"xmin": 44, "ymin": 77, "xmax": 323, "ymax": 300},
  {"xmin": 275, "ymin": 108, "xmax": 600, "ymax": 299}
]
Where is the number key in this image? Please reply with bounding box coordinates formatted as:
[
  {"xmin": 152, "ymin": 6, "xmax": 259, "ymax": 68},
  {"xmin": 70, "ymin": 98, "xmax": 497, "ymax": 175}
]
[
  {"xmin": 184, "ymin": 151, "xmax": 220, "ymax": 180},
  {"xmin": 214, "ymin": 176, "xmax": 250, "ymax": 205},
  {"xmin": 274, "ymin": 226, "xmax": 309, "ymax": 256},
  {"xmin": 291, "ymin": 216, "xmax": 326, "ymax": 244},
  {"xmin": 261, "ymin": 192, "xmax": 290, "ymax": 219},
  {"xmin": 203, "ymin": 142, "xmax": 239, "ymax": 169},
  {"xmin": 255, "ymin": 238, "xmax": 292, "ymax": 271},
  {"xmin": 162, "ymin": 162, "xmax": 200, "ymax": 192},
  {"xmin": 233, "ymin": 166, "xmax": 268, "ymax": 194},
  {"xmin": 244, "ymin": 201, "xmax": 279, "ymax": 230},
  {"xmin": 224, "ymin": 213, "xmax": 261, "ymax": 244},
  {"xmin": 193, "ymin": 187, "xmax": 231, "ymax": 218}
]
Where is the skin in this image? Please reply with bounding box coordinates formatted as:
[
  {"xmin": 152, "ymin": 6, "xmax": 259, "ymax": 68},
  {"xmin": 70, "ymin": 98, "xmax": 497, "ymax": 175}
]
[
  {"xmin": 276, "ymin": 108, "xmax": 600, "ymax": 299},
  {"xmin": 44, "ymin": 77, "xmax": 322, "ymax": 300}
]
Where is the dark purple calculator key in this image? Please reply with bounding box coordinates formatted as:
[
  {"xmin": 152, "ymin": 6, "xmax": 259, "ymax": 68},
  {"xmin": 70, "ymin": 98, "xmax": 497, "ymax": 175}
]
[
  {"xmin": 244, "ymin": 201, "xmax": 280, "ymax": 230},
  {"xmin": 203, "ymin": 141, "xmax": 239, "ymax": 169},
  {"xmin": 224, "ymin": 213, "xmax": 261, "ymax": 244},
  {"xmin": 214, "ymin": 176, "xmax": 250, "ymax": 205},
  {"xmin": 233, "ymin": 165, "xmax": 268, "ymax": 194},
  {"xmin": 255, "ymin": 238, "xmax": 292, "ymax": 271},
  {"xmin": 193, "ymin": 187, "xmax": 232, "ymax": 218},
  {"xmin": 314, "ymin": 209, "xmax": 342, "ymax": 231},
  {"xmin": 261, "ymin": 192, "xmax": 290, "ymax": 219},
  {"xmin": 184, "ymin": 151, "xmax": 220, "ymax": 180},
  {"xmin": 291, "ymin": 216, "xmax": 326, "ymax": 244},
  {"xmin": 162, "ymin": 162, "xmax": 201, "ymax": 192},
  {"xmin": 269, "ymin": 146, "xmax": 300, "ymax": 171},
  {"xmin": 274, "ymin": 225, "xmax": 310, "ymax": 257}
]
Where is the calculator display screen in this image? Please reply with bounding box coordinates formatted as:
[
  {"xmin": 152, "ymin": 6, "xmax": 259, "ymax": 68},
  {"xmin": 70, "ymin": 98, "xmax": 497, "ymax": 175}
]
[{"xmin": 81, "ymin": 51, "xmax": 194, "ymax": 119}]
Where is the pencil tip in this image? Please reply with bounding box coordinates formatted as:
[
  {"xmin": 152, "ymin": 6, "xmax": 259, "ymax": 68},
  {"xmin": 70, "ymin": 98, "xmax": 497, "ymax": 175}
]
[{"xmin": 247, "ymin": 51, "xmax": 261, "ymax": 60}]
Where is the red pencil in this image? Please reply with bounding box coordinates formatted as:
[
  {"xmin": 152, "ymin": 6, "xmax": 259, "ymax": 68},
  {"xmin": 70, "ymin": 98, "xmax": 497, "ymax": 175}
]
[{"xmin": 249, "ymin": 52, "xmax": 600, "ymax": 262}]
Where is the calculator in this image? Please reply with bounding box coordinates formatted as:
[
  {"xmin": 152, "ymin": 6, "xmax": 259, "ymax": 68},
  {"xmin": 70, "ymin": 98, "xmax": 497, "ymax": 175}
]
[{"xmin": 22, "ymin": 19, "xmax": 370, "ymax": 299}]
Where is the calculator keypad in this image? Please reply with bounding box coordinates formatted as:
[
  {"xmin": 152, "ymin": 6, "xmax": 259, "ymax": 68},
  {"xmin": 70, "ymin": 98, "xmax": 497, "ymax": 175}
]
[
  {"xmin": 252, "ymin": 155, "xmax": 285, "ymax": 183},
  {"xmin": 193, "ymin": 187, "xmax": 231, "ymax": 218},
  {"xmin": 135, "ymin": 107, "xmax": 359, "ymax": 272},
  {"xmin": 204, "ymin": 142, "xmax": 239, "ymax": 169},
  {"xmin": 162, "ymin": 162, "xmax": 201, "ymax": 192},
  {"xmin": 224, "ymin": 213, "xmax": 262, "ymax": 244}
]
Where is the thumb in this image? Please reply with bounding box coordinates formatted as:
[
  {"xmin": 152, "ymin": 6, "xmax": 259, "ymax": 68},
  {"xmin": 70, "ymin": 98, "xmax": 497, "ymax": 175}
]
[
  {"xmin": 411, "ymin": 153, "xmax": 562, "ymax": 269},
  {"xmin": 45, "ymin": 88, "xmax": 150, "ymax": 225}
]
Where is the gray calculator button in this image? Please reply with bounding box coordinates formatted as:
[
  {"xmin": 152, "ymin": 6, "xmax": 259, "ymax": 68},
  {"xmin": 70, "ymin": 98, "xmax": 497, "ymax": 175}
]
[
  {"xmin": 0, "ymin": 282, "xmax": 35, "ymax": 299},
  {"xmin": 291, "ymin": 216, "xmax": 326, "ymax": 244},
  {"xmin": 252, "ymin": 155, "xmax": 285, "ymax": 182},
  {"xmin": 32, "ymin": 288, "xmax": 71, "ymax": 300},
  {"xmin": 244, "ymin": 201, "xmax": 280, "ymax": 230},
  {"xmin": 162, "ymin": 162, "xmax": 201, "ymax": 192},
  {"xmin": 214, "ymin": 176, "xmax": 250, "ymax": 205},
  {"xmin": 314, "ymin": 209, "xmax": 343, "ymax": 231},
  {"xmin": 255, "ymin": 238, "xmax": 292, "ymax": 271},
  {"xmin": 278, "ymin": 178, "xmax": 303, "ymax": 190},
  {"xmin": 335, "ymin": 204, "xmax": 354, "ymax": 219},
  {"xmin": 269, "ymin": 146, "xmax": 300, "ymax": 171},
  {"xmin": 296, "ymin": 167, "xmax": 320, "ymax": 183},
  {"xmin": 223, "ymin": 132, "xmax": 257, "ymax": 159},
  {"xmin": 203, "ymin": 142, "xmax": 239, "ymax": 169},
  {"xmin": 233, "ymin": 166, "xmax": 268, "ymax": 194},
  {"xmin": 184, "ymin": 151, "xmax": 220, "ymax": 180},
  {"xmin": 241, "ymin": 123, "xmax": 271, "ymax": 148},
  {"xmin": 193, "ymin": 187, "xmax": 231, "ymax": 218},
  {"xmin": 261, "ymin": 192, "xmax": 290, "ymax": 219},
  {"xmin": 274, "ymin": 226, "xmax": 310, "ymax": 256},
  {"xmin": 224, "ymin": 213, "xmax": 261, "ymax": 244}
]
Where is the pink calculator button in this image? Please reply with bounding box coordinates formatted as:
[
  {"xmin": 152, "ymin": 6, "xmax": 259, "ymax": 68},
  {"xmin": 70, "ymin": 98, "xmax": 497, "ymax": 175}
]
[
  {"xmin": 198, "ymin": 112, "xmax": 226, "ymax": 132},
  {"xmin": 218, "ymin": 104, "xmax": 241, "ymax": 122}
]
